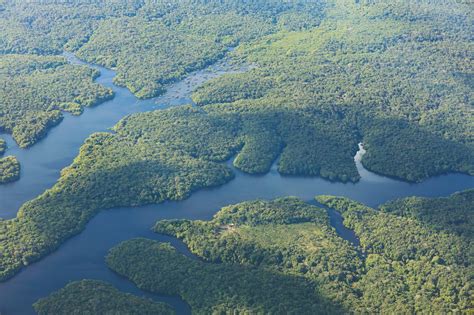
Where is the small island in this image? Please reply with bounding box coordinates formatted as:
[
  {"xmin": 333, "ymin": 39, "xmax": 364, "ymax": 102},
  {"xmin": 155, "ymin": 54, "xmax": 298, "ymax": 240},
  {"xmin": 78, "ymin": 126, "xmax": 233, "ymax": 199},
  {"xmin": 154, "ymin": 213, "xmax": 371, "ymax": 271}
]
[
  {"xmin": 0, "ymin": 156, "xmax": 20, "ymax": 184},
  {"xmin": 0, "ymin": 138, "xmax": 6, "ymax": 155}
]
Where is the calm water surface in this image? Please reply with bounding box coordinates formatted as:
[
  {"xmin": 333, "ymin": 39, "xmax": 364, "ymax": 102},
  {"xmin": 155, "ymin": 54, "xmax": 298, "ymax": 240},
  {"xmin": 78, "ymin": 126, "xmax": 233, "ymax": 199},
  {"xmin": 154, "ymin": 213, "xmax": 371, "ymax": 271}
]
[{"xmin": 0, "ymin": 56, "xmax": 472, "ymax": 315}]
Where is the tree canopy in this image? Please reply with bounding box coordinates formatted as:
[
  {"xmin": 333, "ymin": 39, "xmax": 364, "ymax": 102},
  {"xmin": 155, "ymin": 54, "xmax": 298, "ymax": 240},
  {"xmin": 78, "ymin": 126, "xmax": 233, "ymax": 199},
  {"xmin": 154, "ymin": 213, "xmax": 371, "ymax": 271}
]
[
  {"xmin": 0, "ymin": 156, "xmax": 20, "ymax": 184},
  {"xmin": 0, "ymin": 0, "xmax": 472, "ymax": 289},
  {"xmin": 150, "ymin": 191, "xmax": 472, "ymax": 313},
  {"xmin": 33, "ymin": 279, "xmax": 175, "ymax": 315},
  {"xmin": 0, "ymin": 54, "xmax": 113, "ymax": 148}
]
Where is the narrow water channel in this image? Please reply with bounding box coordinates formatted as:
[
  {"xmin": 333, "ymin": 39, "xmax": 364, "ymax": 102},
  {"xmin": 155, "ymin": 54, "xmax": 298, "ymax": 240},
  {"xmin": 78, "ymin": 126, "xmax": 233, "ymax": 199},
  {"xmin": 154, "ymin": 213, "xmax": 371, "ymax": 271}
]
[
  {"xmin": 0, "ymin": 52, "xmax": 244, "ymax": 217},
  {"xmin": 0, "ymin": 54, "xmax": 472, "ymax": 315}
]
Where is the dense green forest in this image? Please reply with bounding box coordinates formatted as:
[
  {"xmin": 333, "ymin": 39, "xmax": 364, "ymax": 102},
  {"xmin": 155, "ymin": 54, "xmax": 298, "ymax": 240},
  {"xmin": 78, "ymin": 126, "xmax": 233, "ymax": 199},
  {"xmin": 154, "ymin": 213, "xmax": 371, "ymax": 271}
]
[
  {"xmin": 0, "ymin": 0, "xmax": 324, "ymax": 98},
  {"xmin": 316, "ymin": 191, "xmax": 473, "ymax": 312},
  {"xmin": 0, "ymin": 0, "xmax": 472, "ymax": 291},
  {"xmin": 114, "ymin": 190, "xmax": 474, "ymax": 313},
  {"xmin": 106, "ymin": 238, "xmax": 338, "ymax": 314},
  {"xmin": 33, "ymin": 279, "xmax": 175, "ymax": 315},
  {"xmin": 0, "ymin": 54, "xmax": 113, "ymax": 148},
  {"xmin": 380, "ymin": 190, "xmax": 474, "ymax": 239},
  {"xmin": 0, "ymin": 156, "xmax": 20, "ymax": 184},
  {"xmin": 192, "ymin": 0, "xmax": 473, "ymax": 182},
  {"xmin": 0, "ymin": 138, "xmax": 5, "ymax": 155},
  {"xmin": 154, "ymin": 197, "xmax": 363, "ymax": 311}
]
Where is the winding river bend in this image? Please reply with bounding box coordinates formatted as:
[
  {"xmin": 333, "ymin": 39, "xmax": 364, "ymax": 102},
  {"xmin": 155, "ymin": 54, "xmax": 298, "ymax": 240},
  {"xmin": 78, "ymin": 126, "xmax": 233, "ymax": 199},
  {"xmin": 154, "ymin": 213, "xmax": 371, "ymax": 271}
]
[{"xmin": 0, "ymin": 55, "xmax": 472, "ymax": 315}]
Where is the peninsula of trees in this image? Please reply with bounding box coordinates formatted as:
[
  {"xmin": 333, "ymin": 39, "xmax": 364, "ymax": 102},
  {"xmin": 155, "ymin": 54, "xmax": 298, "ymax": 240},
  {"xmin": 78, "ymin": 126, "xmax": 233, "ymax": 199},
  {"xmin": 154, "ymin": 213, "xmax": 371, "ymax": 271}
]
[
  {"xmin": 33, "ymin": 280, "xmax": 175, "ymax": 315},
  {"xmin": 0, "ymin": 54, "xmax": 113, "ymax": 148}
]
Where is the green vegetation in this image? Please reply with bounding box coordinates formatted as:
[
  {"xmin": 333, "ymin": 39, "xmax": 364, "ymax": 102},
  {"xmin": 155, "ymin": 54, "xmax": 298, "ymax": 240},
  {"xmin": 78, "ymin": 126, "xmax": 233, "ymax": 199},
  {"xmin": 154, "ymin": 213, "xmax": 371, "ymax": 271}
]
[
  {"xmin": 380, "ymin": 189, "xmax": 474, "ymax": 239},
  {"xmin": 0, "ymin": 54, "xmax": 113, "ymax": 147},
  {"xmin": 0, "ymin": 138, "xmax": 5, "ymax": 155},
  {"xmin": 33, "ymin": 279, "xmax": 175, "ymax": 315},
  {"xmin": 72, "ymin": 0, "xmax": 323, "ymax": 99},
  {"xmin": 154, "ymin": 197, "xmax": 362, "ymax": 310},
  {"xmin": 0, "ymin": 0, "xmax": 472, "ymax": 292},
  {"xmin": 149, "ymin": 192, "xmax": 473, "ymax": 313},
  {"xmin": 316, "ymin": 190, "xmax": 473, "ymax": 313},
  {"xmin": 0, "ymin": 156, "xmax": 20, "ymax": 184},
  {"xmin": 192, "ymin": 0, "xmax": 473, "ymax": 181},
  {"xmin": 107, "ymin": 239, "xmax": 338, "ymax": 314},
  {"xmin": 1, "ymin": 0, "xmax": 324, "ymax": 99}
]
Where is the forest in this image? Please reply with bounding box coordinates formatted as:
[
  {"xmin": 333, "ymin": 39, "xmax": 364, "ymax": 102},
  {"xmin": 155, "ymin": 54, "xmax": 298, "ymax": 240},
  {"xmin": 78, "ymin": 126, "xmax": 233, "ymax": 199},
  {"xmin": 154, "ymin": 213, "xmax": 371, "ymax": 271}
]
[
  {"xmin": 37, "ymin": 191, "xmax": 471, "ymax": 313},
  {"xmin": 0, "ymin": 54, "xmax": 114, "ymax": 148},
  {"xmin": 0, "ymin": 0, "xmax": 324, "ymax": 99},
  {"xmin": 33, "ymin": 279, "xmax": 175, "ymax": 315},
  {"xmin": 106, "ymin": 238, "xmax": 338, "ymax": 314},
  {"xmin": 315, "ymin": 192, "xmax": 473, "ymax": 312},
  {"xmin": 192, "ymin": 0, "xmax": 473, "ymax": 181},
  {"xmin": 151, "ymin": 191, "xmax": 472, "ymax": 313},
  {"xmin": 0, "ymin": 0, "xmax": 472, "ymax": 303},
  {"xmin": 0, "ymin": 156, "xmax": 20, "ymax": 184},
  {"xmin": 380, "ymin": 190, "xmax": 473, "ymax": 239}
]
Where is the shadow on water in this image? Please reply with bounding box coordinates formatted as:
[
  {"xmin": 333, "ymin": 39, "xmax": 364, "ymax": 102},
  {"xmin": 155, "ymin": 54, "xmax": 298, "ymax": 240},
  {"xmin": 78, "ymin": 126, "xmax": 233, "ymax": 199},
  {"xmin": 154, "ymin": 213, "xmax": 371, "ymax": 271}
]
[{"xmin": 0, "ymin": 55, "xmax": 472, "ymax": 315}]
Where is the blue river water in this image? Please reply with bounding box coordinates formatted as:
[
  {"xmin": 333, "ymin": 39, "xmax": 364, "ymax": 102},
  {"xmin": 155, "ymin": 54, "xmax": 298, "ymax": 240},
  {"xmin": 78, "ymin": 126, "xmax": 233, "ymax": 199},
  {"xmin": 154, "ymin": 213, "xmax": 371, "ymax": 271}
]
[{"xmin": 0, "ymin": 55, "xmax": 472, "ymax": 314}]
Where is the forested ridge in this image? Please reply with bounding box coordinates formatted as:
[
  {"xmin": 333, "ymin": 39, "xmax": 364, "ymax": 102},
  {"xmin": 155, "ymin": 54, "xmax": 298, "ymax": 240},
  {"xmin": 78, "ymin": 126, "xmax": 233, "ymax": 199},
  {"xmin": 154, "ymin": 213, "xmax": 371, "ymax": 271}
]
[
  {"xmin": 33, "ymin": 279, "xmax": 175, "ymax": 315},
  {"xmin": 110, "ymin": 191, "xmax": 472, "ymax": 313}
]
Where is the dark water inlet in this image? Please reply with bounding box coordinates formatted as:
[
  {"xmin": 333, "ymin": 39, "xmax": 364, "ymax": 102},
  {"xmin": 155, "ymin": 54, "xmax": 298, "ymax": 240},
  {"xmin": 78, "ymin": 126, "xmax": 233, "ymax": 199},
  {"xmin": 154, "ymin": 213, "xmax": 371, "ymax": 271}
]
[
  {"xmin": 308, "ymin": 198, "xmax": 361, "ymax": 248},
  {"xmin": 0, "ymin": 54, "xmax": 472, "ymax": 315}
]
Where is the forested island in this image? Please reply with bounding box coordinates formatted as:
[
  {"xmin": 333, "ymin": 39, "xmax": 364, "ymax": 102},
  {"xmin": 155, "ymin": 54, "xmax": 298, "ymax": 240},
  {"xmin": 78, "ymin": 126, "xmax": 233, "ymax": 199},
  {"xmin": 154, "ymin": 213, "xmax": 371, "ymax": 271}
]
[
  {"xmin": 0, "ymin": 139, "xmax": 17, "ymax": 184},
  {"xmin": 35, "ymin": 190, "xmax": 473, "ymax": 313},
  {"xmin": 0, "ymin": 156, "xmax": 20, "ymax": 184},
  {"xmin": 0, "ymin": 138, "xmax": 5, "ymax": 155}
]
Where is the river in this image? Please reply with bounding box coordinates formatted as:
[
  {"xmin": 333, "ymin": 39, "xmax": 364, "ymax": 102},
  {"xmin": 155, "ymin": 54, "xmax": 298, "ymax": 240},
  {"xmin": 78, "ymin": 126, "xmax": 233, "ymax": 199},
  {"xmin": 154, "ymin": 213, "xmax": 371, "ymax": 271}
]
[{"xmin": 0, "ymin": 55, "xmax": 472, "ymax": 315}]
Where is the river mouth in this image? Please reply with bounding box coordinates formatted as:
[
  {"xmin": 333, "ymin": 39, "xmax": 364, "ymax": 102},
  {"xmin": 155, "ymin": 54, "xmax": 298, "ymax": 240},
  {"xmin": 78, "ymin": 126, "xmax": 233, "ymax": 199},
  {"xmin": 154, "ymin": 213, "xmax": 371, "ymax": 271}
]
[{"xmin": 0, "ymin": 54, "xmax": 472, "ymax": 315}]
